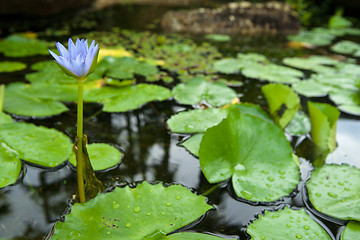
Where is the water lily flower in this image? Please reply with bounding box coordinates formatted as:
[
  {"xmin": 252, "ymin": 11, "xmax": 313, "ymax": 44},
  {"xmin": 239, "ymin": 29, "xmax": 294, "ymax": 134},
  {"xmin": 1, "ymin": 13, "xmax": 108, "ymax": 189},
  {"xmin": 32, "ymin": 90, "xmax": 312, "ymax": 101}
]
[{"xmin": 49, "ymin": 38, "xmax": 99, "ymax": 81}]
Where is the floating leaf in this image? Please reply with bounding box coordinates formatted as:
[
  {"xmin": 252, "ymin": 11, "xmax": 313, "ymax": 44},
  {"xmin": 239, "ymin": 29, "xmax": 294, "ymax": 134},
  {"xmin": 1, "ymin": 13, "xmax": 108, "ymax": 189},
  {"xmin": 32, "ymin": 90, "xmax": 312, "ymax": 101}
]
[
  {"xmin": 0, "ymin": 112, "xmax": 12, "ymax": 125},
  {"xmin": 167, "ymin": 232, "xmax": 233, "ymax": 240},
  {"xmin": 287, "ymin": 31, "xmax": 336, "ymax": 47},
  {"xmin": 98, "ymin": 47, "xmax": 133, "ymax": 61},
  {"xmin": 283, "ymin": 55, "xmax": 338, "ymax": 73},
  {"xmin": 199, "ymin": 106, "xmax": 299, "ymax": 202},
  {"xmin": 331, "ymin": 41, "xmax": 360, "ymax": 57},
  {"xmin": 0, "ymin": 61, "xmax": 26, "ymax": 73},
  {"xmin": 285, "ymin": 111, "xmax": 311, "ymax": 136},
  {"xmin": 105, "ymin": 57, "xmax": 159, "ymax": 79},
  {"xmin": 172, "ymin": 77, "xmax": 237, "ymax": 107},
  {"xmin": 306, "ymin": 164, "xmax": 360, "ymax": 221},
  {"xmin": 69, "ymin": 143, "xmax": 122, "ymax": 171},
  {"xmin": 247, "ymin": 207, "xmax": 332, "ymax": 240},
  {"xmin": 0, "ymin": 123, "xmax": 72, "ymax": 167},
  {"xmin": 84, "ymin": 84, "xmax": 171, "ymax": 112},
  {"xmin": 337, "ymin": 104, "xmax": 360, "ymax": 116},
  {"xmin": 51, "ymin": 182, "xmax": 219, "ymax": 239},
  {"xmin": 242, "ymin": 63, "xmax": 303, "ymax": 84},
  {"xmin": 292, "ymin": 80, "xmax": 331, "ymax": 97},
  {"xmin": 329, "ymin": 15, "xmax": 352, "ymax": 29},
  {"xmin": 236, "ymin": 53, "xmax": 268, "ymax": 63},
  {"xmin": 308, "ymin": 101, "xmax": 340, "ymax": 154},
  {"xmin": 213, "ymin": 58, "xmax": 243, "ymax": 74},
  {"xmin": 0, "ymin": 143, "xmax": 21, "ymax": 188},
  {"xmin": 341, "ymin": 221, "xmax": 360, "ymax": 240},
  {"xmin": 180, "ymin": 134, "xmax": 204, "ymax": 156},
  {"xmin": 167, "ymin": 108, "xmax": 228, "ymax": 134},
  {"xmin": 0, "ymin": 35, "xmax": 49, "ymax": 57},
  {"xmin": 205, "ymin": 34, "xmax": 231, "ymax": 42},
  {"xmin": 313, "ymin": 27, "xmax": 360, "ymax": 37},
  {"xmin": 4, "ymin": 83, "xmax": 68, "ymax": 117},
  {"xmin": 262, "ymin": 83, "xmax": 300, "ymax": 128}
]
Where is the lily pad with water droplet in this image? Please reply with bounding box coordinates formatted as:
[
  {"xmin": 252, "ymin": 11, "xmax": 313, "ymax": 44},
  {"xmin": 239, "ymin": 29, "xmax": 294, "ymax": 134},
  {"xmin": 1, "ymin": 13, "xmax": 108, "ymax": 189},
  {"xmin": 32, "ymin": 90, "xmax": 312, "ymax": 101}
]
[
  {"xmin": 84, "ymin": 83, "xmax": 171, "ymax": 112},
  {"xmin": 0, "ymin": 143, "xmax": 21, "ymax": 188},
  {"xmin": 172, "ymin": 77, "xmax": 237, "ymax": 107},
  {"xmin": 50, "ymin": 182, "xmax": 232, "ymax": 240},
  {"xmin": 306, "ymin": 164, "xmax": 360, "ymax": 221},
  {"xmin": 247, "ymin": 207, "xmax": 332, "ymax": 240},
  {"xmin": 341, "ymin": 221, "xmax": 360, "ymax": 240},
  {"xmin": 199, "ymin": 106, "xmax": 300, "ymax": 202},
  {"xmin": 68, "ymin": 143, "xmax": 122, "ymax": 171},
  {"xmin": 262, "ymin": 83, "xmax": 300, "ymax": 129},
  {"xmin": 4, "ymin": 83, "xmax": 68, "ymax": 117},
  {"xmin": 0, "ymin": 122, "xmax": 72, "ymax": 167},
  {"xmin": 0, "ymin": 35, "xmax": 49, "ymax": 57},
  {"xmin": 0, "ymin": 61, "xmax": 26, "ymax": 73}
]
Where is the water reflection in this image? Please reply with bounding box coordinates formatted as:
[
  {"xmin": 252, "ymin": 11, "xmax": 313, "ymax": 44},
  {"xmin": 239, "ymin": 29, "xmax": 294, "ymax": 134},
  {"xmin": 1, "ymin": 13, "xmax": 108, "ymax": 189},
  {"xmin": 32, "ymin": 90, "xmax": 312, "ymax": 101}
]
[{"xmin": 326, "ymin": 118, "xmax": 360, "ymax": 167}]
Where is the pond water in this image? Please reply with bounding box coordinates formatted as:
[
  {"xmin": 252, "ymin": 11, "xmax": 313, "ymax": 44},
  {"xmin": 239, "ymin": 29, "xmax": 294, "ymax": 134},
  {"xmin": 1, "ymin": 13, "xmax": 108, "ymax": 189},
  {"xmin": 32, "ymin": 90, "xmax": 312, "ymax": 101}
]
[{"xmin": 0, "ymin": 3, "xmax": 360, "ymax": 240}]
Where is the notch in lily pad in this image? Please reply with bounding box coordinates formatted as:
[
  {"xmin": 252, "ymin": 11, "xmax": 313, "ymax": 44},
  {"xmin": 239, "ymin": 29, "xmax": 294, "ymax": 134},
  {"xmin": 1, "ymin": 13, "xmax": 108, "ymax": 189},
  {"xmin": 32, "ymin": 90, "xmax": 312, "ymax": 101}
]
[
  {"xmin": 198, "ymin": 105, "xmax": 300, "ymax": 202},
  {"xmin": 261, "ymin": 83, "xmax": 300, "ymax": 129}
]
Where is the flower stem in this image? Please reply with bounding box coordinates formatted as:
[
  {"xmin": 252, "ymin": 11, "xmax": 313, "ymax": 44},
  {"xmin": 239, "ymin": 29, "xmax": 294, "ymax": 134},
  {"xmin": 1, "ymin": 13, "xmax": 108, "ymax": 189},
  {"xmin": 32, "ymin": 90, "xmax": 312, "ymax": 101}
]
[
  {"xmin": 0, "ymin": 84, "xmax": 5, "ymax": 112},
  {"xmin": 77, "ymin": 80, "xmax": 86, "ymax": 203}
]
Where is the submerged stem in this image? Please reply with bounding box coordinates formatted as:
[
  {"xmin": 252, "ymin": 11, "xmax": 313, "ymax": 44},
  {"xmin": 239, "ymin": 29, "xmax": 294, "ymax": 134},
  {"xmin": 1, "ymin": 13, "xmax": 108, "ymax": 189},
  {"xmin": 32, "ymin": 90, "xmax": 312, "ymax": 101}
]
[
  {"xmin": 77, "ymin": 80, "xmax": 86, "ymax": 203},
  {"xmin": 201, "ymin": 184, "xmax": 220, "ymax": 196},
  {"xmin": 0, "ymin": 84, "xmax": 5, "ymax": 112}
]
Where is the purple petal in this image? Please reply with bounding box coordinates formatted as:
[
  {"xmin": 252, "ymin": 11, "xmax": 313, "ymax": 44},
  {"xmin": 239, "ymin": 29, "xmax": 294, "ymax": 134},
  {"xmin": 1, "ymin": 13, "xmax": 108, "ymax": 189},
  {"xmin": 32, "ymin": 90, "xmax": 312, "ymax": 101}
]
[
  {"xmin": 89, "ymin": 40, "xmax": 95, "ymax": 50},
  {"xmin": 55, "ymin": 42, "xmax": 69, "ymax": 59},
  {"xmin": 68, "ymin": 38, "xmax": 76, "ymax": 59},
  {"xmin": 48, "ymin": 49, "xmax": 62, "ymax": 63}
]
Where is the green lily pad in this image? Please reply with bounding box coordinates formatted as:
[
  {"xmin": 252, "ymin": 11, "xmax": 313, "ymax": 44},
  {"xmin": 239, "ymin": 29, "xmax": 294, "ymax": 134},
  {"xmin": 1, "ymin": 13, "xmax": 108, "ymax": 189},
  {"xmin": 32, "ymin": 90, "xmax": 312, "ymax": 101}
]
[
  {"xmin": 4, "ymin": 83, "xmax": 68, "ymax": 117},
  {"xmin": 0, "ymin": 61, "xmax": 26, "ymax": 73},
  {"xmin": 311, "ymin": 73, "xmax": 358, "ymax": 90},
  {"xmin": 199, "ymin": 107, "xmax": 299, "ymax": 202},
  {"xmin": 329, "ymin": 15, "xmax": 352, "ymax": 29},
  {"xmin": 308, "ymin": 101, "xmax": 340, "ymax": 153},
  {"xmin": 69, "ymin": 143, "xmax": 122, "ymax": 171},
  {"xmin": 0, "ymin": 143, "xmax": 21, "ymax": 188},
  {"xmin": 236, "ymin": 53, "xmax": 268, "ymax": 63},
  {"xmin": 341, "ymin": 221, "xmax": 360, "ymax": 240},
  {"xmin": 247, "ymin": 207, "xmax": 332, "ymax": 240},
  {"xmin": 84, "ymin": 84, "xmax": 171, "ymax": 112},
  {"xmin": 292, "ymin": 80, "xmax": 331, "ymax": 97},
  {"xmin": 0, "ymin": 112, "xmax": 12, "ymax": 125},
  {"xmin": 306, "ymin": 164, "xmax": 360, "ymax": 221},
  {"xmin": 0, "ymin": 122, "xmax": 72, "ymax": 167},
  {"xmin": 262, "ymin": 83, "xmax": 300, "ymax": 129},
  {"xmin": 205, "ymin": 34, "xmax": 231, "ymax": 42},
  {"xmin": 167, "ymin": 108, "xmax": 228, "ymax": 134},
  {"xmin": 105, "ymin": 57, "xmax": 159, "ymax": 80},
  {"xmin": 313, "ymin": 27, "xmax": 360, "ymax": 37},
  {"xmin": 285, "ymin": 111, "xmax": 311, "ymax": 136},
  {"xmin": 180, "ymin": 134, "xmax": 204, "ymax": 156},
  {"xmin": 331, "ymin": 40, "xmax": 360, "ymax": 57},
  {"xmin": 0, "ymin": 35, "xmax": 49, "ymax": 57},
  {"xmin": 329, "ymin": 89, "xmax": 360, "ymax": 105},
  {"xmin": 287, "ymin": 31, "xmax": 336, "ymax": 47},
  {"xmin": 283, "ymin": 56, "xmax": 338, "ymax": 73},
  {"xmin": 51, "ymin": 182, "xmax": 217, "ymax": 239},
  {"xmin": 172, "ymin": 77, "xmax": 237, "ymax": 107},
  {"xmin": 338, "ymin": 104, "xmax": 360, "ymax": 116},
  {"xmin": 213, "ymin": 58, "xmax": 243, "ymax": 74},
  {"xmin": 167, "ymin": 232, "xmax": 233, "ymax": 240},
  {"xmin": 242, "ymin": 63, "xmax": 303, "ymax": 84}
]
